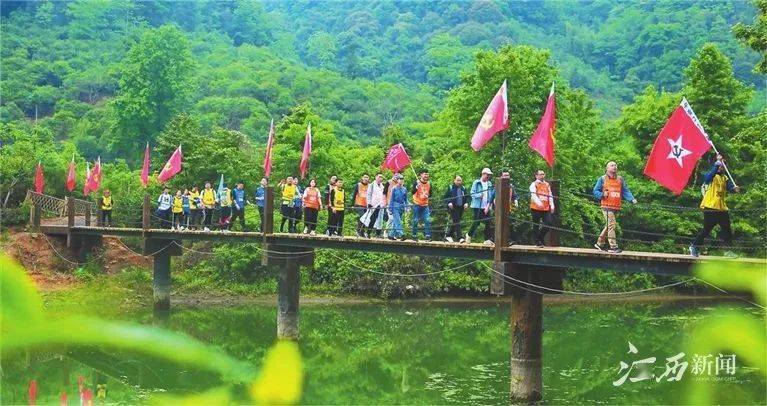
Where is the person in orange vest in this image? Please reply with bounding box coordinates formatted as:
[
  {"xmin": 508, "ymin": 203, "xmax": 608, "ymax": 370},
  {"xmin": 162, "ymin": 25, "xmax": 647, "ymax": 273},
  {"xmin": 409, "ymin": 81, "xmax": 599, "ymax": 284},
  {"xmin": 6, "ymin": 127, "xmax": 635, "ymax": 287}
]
[
  {"xmin": 302, "ymin": 178, "xmax": 323, "ymax": 235},
  {"xmin": 529, "ymin": 170, "xmax": 555, "ymax": 247},
  {"xmin": 351, "ymin": 174, "xmax": 370, "ymax": 237},
  {"xmin": 592, "ymin": 161, "xmax": 637, "ymax": 253},
  {"xmin": 323, "ymin": 175, "xmax": 338, "ymax": 235},
  {"xmin": 411, "ymin": 170, "xmax": 432, "ymax": 241}
]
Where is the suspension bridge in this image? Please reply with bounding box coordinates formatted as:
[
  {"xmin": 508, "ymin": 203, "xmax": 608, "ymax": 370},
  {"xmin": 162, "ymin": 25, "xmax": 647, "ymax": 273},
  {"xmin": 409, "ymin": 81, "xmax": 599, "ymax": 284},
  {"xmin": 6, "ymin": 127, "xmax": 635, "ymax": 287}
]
[{"xmin": 24, "ymin": 179, "xmax": 765, "ymax": 403}]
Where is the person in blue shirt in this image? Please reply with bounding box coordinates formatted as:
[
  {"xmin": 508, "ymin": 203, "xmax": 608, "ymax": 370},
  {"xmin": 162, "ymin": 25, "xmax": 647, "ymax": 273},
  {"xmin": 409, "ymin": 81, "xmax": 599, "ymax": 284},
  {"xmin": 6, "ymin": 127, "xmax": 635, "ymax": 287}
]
[
  {"xmin": 291, "ymin": 177, "xmax": 303, "ymax": 233},
  {"xmin": 387, "ymin": 173, "xmax": 409, "ymax": 240},
  {"xmin": 467, "ymin": 168, "xmax": 496, "ymax": 244},
  {"xmin": 231, "ymin": 181, "xmax": 249, "ymax": 231},
  {"xmin": 254, "ymin": 178, "xmax": 267, "ymax": 232}
]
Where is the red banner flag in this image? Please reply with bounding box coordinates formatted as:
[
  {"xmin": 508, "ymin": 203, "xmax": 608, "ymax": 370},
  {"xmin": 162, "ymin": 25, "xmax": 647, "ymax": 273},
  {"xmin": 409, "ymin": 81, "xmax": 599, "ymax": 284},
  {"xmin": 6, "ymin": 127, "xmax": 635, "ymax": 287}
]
[
  {"xmin": 34, "ymin": 162, "xmax": 44, "ymax": 193},
  {"xmin": 381, "ymin": 143, "xmax": 412, "ymax": 173},
  {"xmin": 28, "ymin": 379, "xmax": 38, "ymax": 405},
  {"xmin": 263, "ymin": 119, "xmax": 275, "ymax": 178},
  {"xmin": 86, "ymin": 157, "xmax": 102, "ymax": 193},
  {"xmin": 157, "ymin": 146, "xmax": 182, "ymax": 183},
  {"xmin": 299, "ymin": 123, "xmax": 312, "ymax": 179},
  {"xmin": 471, "ymin": 80, "xmax": 509, "ymax": 151},
  {"xmin": 140, "ymin": 142, "xmax": 150, "ymax": 187},
  {"xmin": 66, "ymin": 157, "xmax": 76, "ymax": 192},
  {"xmin": 643, "ymin": 100, "xmax": 712, "ymax": 195},
  {"xmin": 528, "ymin": 83, "xmax": 556, "ymax": 167},
  {"xmin": 83, "ymin": 162, "xmax": 91, "ymax": 196}
]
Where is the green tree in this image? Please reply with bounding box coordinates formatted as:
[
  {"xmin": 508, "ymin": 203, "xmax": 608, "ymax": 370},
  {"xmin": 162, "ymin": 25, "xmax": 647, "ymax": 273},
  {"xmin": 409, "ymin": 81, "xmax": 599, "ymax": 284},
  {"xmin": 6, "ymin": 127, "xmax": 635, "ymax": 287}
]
[
  {"xmin": 733, "ymin": 0, "xmax": 767, "ymax": 73},
  {"xmin": 306, "ymin": 32, "xmax": 338, "ymax": 69},
  {"xmin": 683, "ymin": 43, "xmax": 753, "ymax": 141},
  {"xmin": 110, "ymin": 25, "xmax": 195, "ymax": 161}
]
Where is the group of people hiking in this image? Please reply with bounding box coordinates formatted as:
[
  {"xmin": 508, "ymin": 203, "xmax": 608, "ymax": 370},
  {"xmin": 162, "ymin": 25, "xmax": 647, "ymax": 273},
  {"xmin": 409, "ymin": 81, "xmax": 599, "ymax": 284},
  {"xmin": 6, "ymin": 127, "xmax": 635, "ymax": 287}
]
[
  {"xmin": 153, "ymin": 181, "xmax": 261, "ymax": 232},
  {"xmin": 95, "ymin": 153, "xmax": 739, "ymax": 257}
]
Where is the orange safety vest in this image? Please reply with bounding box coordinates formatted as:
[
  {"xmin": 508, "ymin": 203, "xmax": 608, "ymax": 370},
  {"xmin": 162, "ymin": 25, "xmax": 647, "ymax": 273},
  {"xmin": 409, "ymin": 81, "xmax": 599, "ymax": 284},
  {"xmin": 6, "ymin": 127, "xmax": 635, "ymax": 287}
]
[
  {"xmin": 354, "ymin": 182, "xmax": 368, "ymax": 207},
  {"xmin": 413, "ymin": 181, "xmax": 431, "ymax": 206},
  {"xmin": 304, "ymin": 187, "xmax": 321, "ymax": 210},
  {"xmin": 601, "ymin": 175, "xmax": 623, "ymax": 210},
  {"xmin": 530, "ymin": 181, "xmax": 552, "ymax": 212}
]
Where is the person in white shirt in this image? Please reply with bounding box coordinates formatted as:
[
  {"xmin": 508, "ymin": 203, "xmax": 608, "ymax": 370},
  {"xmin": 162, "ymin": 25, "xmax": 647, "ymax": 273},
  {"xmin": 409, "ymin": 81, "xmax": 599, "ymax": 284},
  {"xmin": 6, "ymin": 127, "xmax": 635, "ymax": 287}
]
[
  {"xmin": 156, "ymin": 187, "xmax": 173, "ymax": 229},
  {"xmin": 529, "ymin": 170, "xmax": 555, "ymax": 247},
  {"xmin": 363, "ymin": 173, "xmax": 388, "ymax": 238}
]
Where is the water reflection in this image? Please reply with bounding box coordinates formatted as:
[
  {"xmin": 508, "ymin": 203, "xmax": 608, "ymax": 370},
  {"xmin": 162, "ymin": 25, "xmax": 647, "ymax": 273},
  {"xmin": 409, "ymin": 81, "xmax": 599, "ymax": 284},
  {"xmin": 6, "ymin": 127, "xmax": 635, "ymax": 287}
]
[{"xmin": 3, "ymin": 299, "xmax": 764, "ymax": 404}]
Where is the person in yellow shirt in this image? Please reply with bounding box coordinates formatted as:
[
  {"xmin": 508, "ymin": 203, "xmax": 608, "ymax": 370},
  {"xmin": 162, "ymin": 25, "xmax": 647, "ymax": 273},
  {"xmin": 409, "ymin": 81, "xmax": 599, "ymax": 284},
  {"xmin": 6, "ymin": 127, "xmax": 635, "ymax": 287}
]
[
  {"xmin": 188, "ymin": 187, "xmax": 201, "ymax": 229},
  {"xmin": 100, "ymin": 189, "xmax": 113, "ymax": 227},
  {"xmin": 328, "ymin": 179, "xmax": 345, "ymax": 236},
  {"xmin": 200, "ymin": 182, "xmax": 218, "ymax": 232},
  {"xmin": 172, "ymin": 190, "xmax": 184, "ymax": 230},
  {"xmin": 279, "ymin": 176, "xmax": 297, "ymax": 233},
  {"xmin": 690, "ymin": 154, "xmax": 741, "ymax": 257}
]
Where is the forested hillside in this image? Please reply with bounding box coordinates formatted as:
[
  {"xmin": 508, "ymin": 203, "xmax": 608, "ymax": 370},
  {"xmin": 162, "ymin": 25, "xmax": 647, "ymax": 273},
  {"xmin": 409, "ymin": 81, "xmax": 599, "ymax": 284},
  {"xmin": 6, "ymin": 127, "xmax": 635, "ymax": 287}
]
[{"xmin": 1, "ymin": 0, "xmax": 764, "ymax": 295}]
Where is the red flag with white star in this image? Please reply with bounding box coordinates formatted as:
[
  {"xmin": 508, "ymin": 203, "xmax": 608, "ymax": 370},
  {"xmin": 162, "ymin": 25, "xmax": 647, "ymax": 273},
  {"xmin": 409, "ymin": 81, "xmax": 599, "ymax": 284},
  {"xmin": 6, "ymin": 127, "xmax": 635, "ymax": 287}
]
[{"xmin": 643, "ymin": 99, "xmax": 712, "ymax": 195}]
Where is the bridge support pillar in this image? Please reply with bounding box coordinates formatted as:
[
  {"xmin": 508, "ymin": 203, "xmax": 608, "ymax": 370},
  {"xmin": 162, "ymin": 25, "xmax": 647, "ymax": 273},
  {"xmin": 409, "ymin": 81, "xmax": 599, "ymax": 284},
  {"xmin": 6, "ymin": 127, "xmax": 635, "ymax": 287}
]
[
  {"xmin": 277, "ymin": 260, "xmax": 300, "ymax": 340},
  {"xmin": 153, "ymin": 252, "xmax": 171, "ymax": 311},
  {"xmin": 146, "ymin": 238, "xmax": 181, "ymax": 311},
  {"xmin": 29, "ymin": 203, "xmax": 41, "ymax": 230},
  {"xmin": 263, "ymin": 243, "xmax": 313, "ymax": 341},
  {"xmin": 509, "ymin": 268, "xmax": 543, "ymax": 403}
]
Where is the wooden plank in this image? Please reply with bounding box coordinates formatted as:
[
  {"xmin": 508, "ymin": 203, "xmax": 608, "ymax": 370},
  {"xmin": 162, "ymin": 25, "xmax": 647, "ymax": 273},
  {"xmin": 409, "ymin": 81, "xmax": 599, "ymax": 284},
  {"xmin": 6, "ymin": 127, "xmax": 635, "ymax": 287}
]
[{"xmin": 63, "ymin": 226, "xmax": 765, "ymax": 275}]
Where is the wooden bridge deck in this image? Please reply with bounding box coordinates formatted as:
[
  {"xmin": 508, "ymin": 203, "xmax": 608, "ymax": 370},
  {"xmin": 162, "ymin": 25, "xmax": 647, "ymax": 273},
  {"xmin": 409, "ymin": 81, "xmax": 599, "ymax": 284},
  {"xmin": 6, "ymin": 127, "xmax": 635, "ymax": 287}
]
[{"xmin": 39, "ymin": 224, "xmax": 765, "ymax": 276}]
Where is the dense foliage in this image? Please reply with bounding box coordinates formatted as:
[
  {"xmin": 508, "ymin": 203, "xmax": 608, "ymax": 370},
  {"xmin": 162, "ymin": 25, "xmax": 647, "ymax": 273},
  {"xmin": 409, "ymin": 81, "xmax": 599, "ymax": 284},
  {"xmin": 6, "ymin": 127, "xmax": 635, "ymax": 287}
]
[{"xmin": 1, "ymin": 1, "xmax": 764, "ymax": 296}]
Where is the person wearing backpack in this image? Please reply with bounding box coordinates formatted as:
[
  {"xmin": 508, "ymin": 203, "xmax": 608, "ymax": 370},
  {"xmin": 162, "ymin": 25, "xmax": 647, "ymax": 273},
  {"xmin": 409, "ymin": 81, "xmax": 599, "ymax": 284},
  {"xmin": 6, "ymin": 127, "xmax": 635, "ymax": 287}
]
[
  {"xmin": 689, "ymin": 154, "xmax": 741, "ymax": 257},
  {"xmin": 592, "ymin": 161, "xmax": 637, "ymax": 253}
]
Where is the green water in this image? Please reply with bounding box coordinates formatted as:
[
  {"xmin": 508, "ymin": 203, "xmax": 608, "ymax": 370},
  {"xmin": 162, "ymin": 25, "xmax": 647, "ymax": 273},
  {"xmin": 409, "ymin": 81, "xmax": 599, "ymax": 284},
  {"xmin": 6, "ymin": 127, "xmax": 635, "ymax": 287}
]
[{"xmin": 2, "ymin": 299, "xmax": 765, "ymax": 404}]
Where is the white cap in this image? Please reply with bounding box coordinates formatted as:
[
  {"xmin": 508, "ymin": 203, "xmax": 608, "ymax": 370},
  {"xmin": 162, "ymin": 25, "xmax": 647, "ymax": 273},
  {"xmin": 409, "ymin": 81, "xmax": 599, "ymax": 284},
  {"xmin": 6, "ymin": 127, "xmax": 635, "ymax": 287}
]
[{"xmin": 481, "ymin": 167, "xmax": 493, "ymax": 175}]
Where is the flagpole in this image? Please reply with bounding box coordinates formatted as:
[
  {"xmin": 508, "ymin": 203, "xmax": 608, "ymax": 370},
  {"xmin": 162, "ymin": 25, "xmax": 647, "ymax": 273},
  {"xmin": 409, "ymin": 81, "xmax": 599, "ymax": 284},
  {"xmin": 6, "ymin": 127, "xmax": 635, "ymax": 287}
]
[{"xmin": 681, "ymin": 98, "xmax": 738, "ymax": 187}]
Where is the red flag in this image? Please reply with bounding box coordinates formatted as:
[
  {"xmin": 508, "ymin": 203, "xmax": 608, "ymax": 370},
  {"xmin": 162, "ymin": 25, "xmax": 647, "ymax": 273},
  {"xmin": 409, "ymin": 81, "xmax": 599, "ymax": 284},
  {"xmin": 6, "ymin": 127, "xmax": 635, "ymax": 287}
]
[
  {"xmin": 28, "ymin": 379, "xmax": 37, "ymax": 405},
  {"xmin": 643, "ymin": 100, "xmax": 712, "ymax": 195},
  {"xmin": 528, "ymin": 83, "xmax": 556, "ymax": 167},
  {"xmin": 157, "ymin": 146, "xmax": 182, "ymax": 183},
  {"xmin": 381, "ymin": 143, "xmax": 412, "ymax": 173},
  {"xmin": 263, "ymin": 119, "xmax": 275, "ymax": 178},
  {"xmin": 83, "ymin": 162, "xmax": 92, "ymax": 196},
  {"xmin": 81, "ymin": 389, "xmax": 93, "ymax": 406},
  {"xmin": 34, "ymin": 162, "xmax": 44, "ymax": 193},
  {"xmin": 60, "ymin": 392, "xmax": 67, "ymax": 406},
  {"xmin": 299, "ymin": 123, "xmax": 312, "ymax": 179},
  {"xmin": 140, "ymin": 142, "xmax": 150, "ymax": 187},
  {"xmin": 471, "ymin": 80, "xmax": 509, "ymax": 151},
  {"xmin": 66, "ymin": 157, "xmax": 76, "ymax": 192},
  {"xmin": 86, "ymin": 157, "xmax": 102, "ymax": 193}
]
